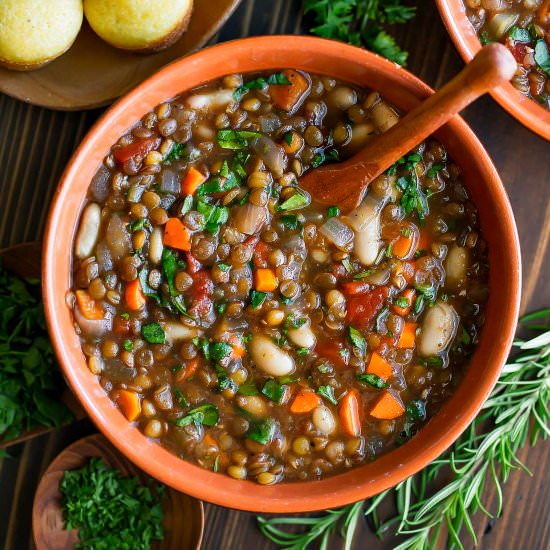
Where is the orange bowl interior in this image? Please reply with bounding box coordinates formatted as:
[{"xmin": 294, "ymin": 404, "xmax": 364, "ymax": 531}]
[
  {"xmin": 436, "ymin": 0, "xmax": 550, "ymax": 141},
  {"xmin": 43, "ymin": 36, "xmax": 521, "ymax": 513}
]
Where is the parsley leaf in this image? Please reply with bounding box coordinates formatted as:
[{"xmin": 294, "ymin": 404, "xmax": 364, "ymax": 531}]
[
  {"xmin": 173, "ymin": 403, "xmax": 219, "ymax": 427},
  {"xmin": 317, "ymin": 385, "xmax": 338, "ymax": 405}
]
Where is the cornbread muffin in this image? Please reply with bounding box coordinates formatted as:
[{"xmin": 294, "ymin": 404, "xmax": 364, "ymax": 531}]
[
  {"xmin": 84, "ymin": 0, "xmax": 193, "ymax": 53},
  {"xmin": 0, "ymin": 0, "xmax": 83, "ymax": 71}
]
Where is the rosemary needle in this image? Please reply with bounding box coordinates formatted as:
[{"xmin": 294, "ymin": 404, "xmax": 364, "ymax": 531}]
[{"xmin": 257, "ymin": 309, "xmax": 550, "ymax": 550}]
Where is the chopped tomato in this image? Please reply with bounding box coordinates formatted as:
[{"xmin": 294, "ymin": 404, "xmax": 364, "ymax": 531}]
[
  {"xmin": 341, "ymin": 280, "xmax": 370, "ymax": 296},
  {"xmin": 185, "ymin": 251, "xmax": 202, "ymax": 274},
  {"xmin": 254, "ymin": 240, "xmax": 271, "ymax": 269},
  {"xmin": 332, "ymin": 262, "xmax": 347, "ymax": 280},
  {"xmin": 506, "ymin": 39, "xmax": 532, "ymax": 66},
  {"xmin": 346, "ymin": 286, "xmax": 389, "ymax": 329},
  {"xmin": 315, "ymin": 341, "xmax": 349, "ymax": 368},
  {"xmin": 114, "ymin": 137, "xmax": 160, "ymax": 163},
  {"xmin": 190, "ymin": 270, "xmax": 214, "ymax": 318}
]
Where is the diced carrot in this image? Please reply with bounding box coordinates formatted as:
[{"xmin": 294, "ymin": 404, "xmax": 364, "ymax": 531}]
[
  {"xmin": 398, "ymin": 322, "xmax": 417, "ymax": 349},
  {"xmin": 281, "ymin": 131, "xmax": 304, "ymax": 155},
  {"xmin": 417, "ymin": 230, "xmax": 432, "ymax": 253},
  {"xmin": 202, "ymin": 433, "xmax": 218, "ymax": 448},
  {"xmin": 341, "ymin": 281, "xmax": 370, "ymax": 295},
  {"xmin": 163, "ymin": 218, "xmax": 191, "ymax": 251},
  {"xmin": 116, "ymin": 390, "xmax": 141, "ymax": 422},
  {"xmin": 367, "ymin": 352, "xmax": 393, "ymax": 381},
  {"xmin": 393, "ymin": 261, "xmax": 416, "ymax": 284},
  {"xmin": 538, "ymin": 0, "xmax": 549, "ymax": 21},
  {"xmin": 392, "ymin": 224, "xmax": 418, "ymax": 259},
  {"xmin": 125, "ymin": 279, "xmax": 146, "ymax": 310},
  {"xmin": 315, "ymin": 341, "xmax": 349, "ymax": 368},
  {"xmin": 114, "ymin": 137, "xmax": 160, "ymax": 163},
  {"xmin": 176, "ymin": 357, "xmax": 200, "ymax": 382},
  {"xmin": 75, "ymin": 290, "xmax": 104, "ymax": 320},
  {"xmin": 290, "ymin": 390, "xmax": 322, "ymax": 413},
  {"xmin": 392, "ymin": 288, "xmax": 416, "ymax": 316},
  {"xmin": 339, "ymin": 389, "xmax": 361, "ymax": 437},
  {"xmin": 369, "ymin": 390, "xmax": 405, "ymax": 420},
  {"xmin": 269, "ymin": 69, "xmax": 310, "ymax": 112},
  {"xmin": 227, "ymin": 333, "xmax": 245, "ymax": 359},
  {"xmin": 181, "ymin": 167, "xmax": 207, "ymax": 195},
  {"xmin": 254, "ymin": 268, "xmax": 278, "ymax": 292}
]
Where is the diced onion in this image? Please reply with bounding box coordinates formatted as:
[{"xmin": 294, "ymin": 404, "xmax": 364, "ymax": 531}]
[
  {"xmin": 234, "ymin": 203, "xmax": 268, "ymax": 235},
  {"xmin": 487, "ymin": 13, "xmax": 519, "ymax": 39},
  {"xmin": 250, "ymin": 135, "xmax": 286, "ymax": 177},
  {"xmin": 74, "ymin": 306, "xmax": 112, "ymax": 337},
  {"xmin": 319, "ymin": 218, "xmax": 354, "ymax": 250},
  {"xmin": 160, "ymin": 169, "xmax": 181, "ymax": 194},
  {"xmin": 259, "ymin": 114, "xmax": 282, "ymax": 133}
]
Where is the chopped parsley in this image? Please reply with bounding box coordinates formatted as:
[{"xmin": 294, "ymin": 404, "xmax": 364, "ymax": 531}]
[
  {"xmin": 172, "ymin": 403, "xmax": 219, "ymax": 427},
  {"xmin": 317, "ymin": 385, "xmax": 338, "ymax": 405},
  {"xmin": 141, "ymin": 322, "xmax": 165, "ymax": 344},
  {"xmin": 357, "ymin": 373, "xmax": 389, "ymax": 389}
]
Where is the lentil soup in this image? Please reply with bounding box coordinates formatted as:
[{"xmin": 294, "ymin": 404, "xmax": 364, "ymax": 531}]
[
  {"xmin": 70, "ymin": 70, "xmax": 489, "ymax": 485},
  {"xmin": 464, "ymin": 0, "xmax": 550, "ymax": 108}
]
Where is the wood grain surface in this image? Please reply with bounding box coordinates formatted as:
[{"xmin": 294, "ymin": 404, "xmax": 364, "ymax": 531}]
[
  {"xmin": 0, "ymin": 1, "xmax": 548, "ymax": 549},
  {"xmin": 32, "ymin": 434, "xmax": 203, "ymax": 550}
]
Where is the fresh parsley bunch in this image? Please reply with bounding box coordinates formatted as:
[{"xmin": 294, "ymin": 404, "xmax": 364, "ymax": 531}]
[
  {"xmin": 60, "ymin": 457, "xmax": 165, "ymax": 550},
  {"xmin": 0, "ymin": 263, "xmax": 72, "ymax": 443},
  {"xmin": 303, "ymin": 0, "xmax": 416, "ymax": 66}
]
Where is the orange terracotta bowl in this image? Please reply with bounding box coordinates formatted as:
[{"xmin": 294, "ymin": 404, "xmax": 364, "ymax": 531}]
[
  {"xmin": 436, "ymin": 0, "xmax": 550, "ymax": 141},
  {"xmin": 43, "ymin": 36, "xmax": 521, "ymax": 513}
]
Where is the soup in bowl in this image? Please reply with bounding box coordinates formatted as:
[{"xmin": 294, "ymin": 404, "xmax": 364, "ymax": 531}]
[{"xmin": 43, "ymin": 36, "xmax": 521, "ymax": 512}]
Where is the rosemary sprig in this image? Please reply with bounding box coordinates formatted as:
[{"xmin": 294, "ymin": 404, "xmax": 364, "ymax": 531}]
[{"xmin": 258, "ymin": 309, "xmax": 550, "ymax": 549}]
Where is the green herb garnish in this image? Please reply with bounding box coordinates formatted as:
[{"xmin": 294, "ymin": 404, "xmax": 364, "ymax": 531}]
[
  {"xmin": 317, "ymin": 385, "xmax": 338, "ymax": 405},
  {"xmin": 248, "ymin": 417, "xmax": 278, "ymax": 444},
  {"xmin": 217, "ymin": 129, "xmax": 261, "ymax": 150},
  {"xmin": 357, "ymin": 373, "xmax": 389, "ymax": 389},
  {"xmin": 347, "ymin": 326, "xmax": 366, "ymax": 356},
  {"xmin": 262, "ymin": 380, "xmax": 288, "ymax": 404},
  {"xmin": 534, "ymin": 39, "xmax": 550, "ymax": 76},
  {"xmin": 250, "ymin": 290, "xmax": 267, "ymax": 309},
  {"xmin": 173, "ymin": 403, "xmax": 219, "ymax": 428},
  {"xmin": 141, "ymin": 322, "xmax": 165, "ymax": 344},
  {"xmin": 60, "ymin": 457, "xmax": 165, "ymax": 550},
  {"xmin": 327, "ymin": 206, "xmax": 340, "ymax": 218},
  {"xmin": 277, "ymin": 190, "xmax": 311, "ymax": 211},
  {"xmin": 234, "ymin": 73, "xmax": 291, "ymax": 101}
]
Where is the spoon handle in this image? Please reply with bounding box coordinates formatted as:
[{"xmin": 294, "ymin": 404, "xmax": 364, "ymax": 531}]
[{"xmin": 348, "ymin": 43, "xmax": 517, "ymax": 183}]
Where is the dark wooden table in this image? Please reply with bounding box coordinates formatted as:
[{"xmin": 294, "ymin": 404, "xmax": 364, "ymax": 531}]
[{"xmin": 1, "ymin": 1, "xmax": 548, "ymax": 548}]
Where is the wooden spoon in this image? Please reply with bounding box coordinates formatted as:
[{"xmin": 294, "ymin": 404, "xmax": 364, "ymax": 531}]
[
  {"xmin": 298, "ymin": 43, "xmax": 517, "ymax": 213},
  {"xmin": 32, "ymin": 434, "xmax": 204, "ymax": 550}
]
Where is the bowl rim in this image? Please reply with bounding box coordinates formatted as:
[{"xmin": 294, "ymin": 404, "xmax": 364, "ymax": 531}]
[
  {"xmin": 43, "ymin": 35, "xmax": 521, "ymax": 513},
  {"xmin": 435, "ymin": 0, "xmax": 550, "ymax": 141}
]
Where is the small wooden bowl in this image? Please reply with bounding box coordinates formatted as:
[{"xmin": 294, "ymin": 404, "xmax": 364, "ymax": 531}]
[
  {"xmin": 0, "ymin": 242, "xmax": 85, "ymax": 450},
  {"xmin": 32, "ymin": 434, "xmax": 204, "ymax": 550},
  {"xmin": 0, "ymin": 0, "xmax": 242, "ymax": 111}
]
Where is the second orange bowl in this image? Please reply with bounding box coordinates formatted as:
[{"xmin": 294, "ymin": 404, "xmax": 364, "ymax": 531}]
[{"xmin": 43, "ymin": 36, "xmax": 521, "ymax": 513}]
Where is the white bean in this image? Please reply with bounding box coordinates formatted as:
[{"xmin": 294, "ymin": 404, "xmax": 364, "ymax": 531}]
[
  {"xmin": 287, "ymin": 321, "xmax": 316, "ymax": 349},
  {"xmin": 312, "ymin": 406, "xmax": 336, "ymax": 435},
  {"xmin": 249, "ymin": 335, "xmax": 295, "ymax": 377},
  {"xmin": 418, "ymin": 302, "xmax": 458, "ymax": 357},
  {"xmin": 161, "ymin": 322, "xmax": 198, "ymax": 342},
  {"xmin": 185, "ymin": 89, "xmax": 234, "ymax": 111},
  {"xmin": 370, "ymin": 100, "xmax": 400, "ymax": 133},
  {"xmin": 445, "ymin": 246, "xmax": 469, "ymax": 291},
  {"xmin": 347, "ymin": 195, "xmax": 387, "ymax": 266},
  {"xmin": 75, "ymin": 203, "xmax": 101, "ymax": 259},
  {"xmin": 236, "ymin": 395, "xmax": 268, "ymax": 418},
  {"xmin": 149, "ymin": 227, "xmax": 163, "ymax": 264}
]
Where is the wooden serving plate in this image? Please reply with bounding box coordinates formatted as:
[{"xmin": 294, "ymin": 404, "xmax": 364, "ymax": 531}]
[
  {"xmin": 33, "ymin": 434, "xmax": 204, "ymax": 550},
  {"xmin": 0, "ymin": 0, "xmax": 242, "ymax": 110},
  {"xmin": 0, "ymin": 242, "xmax": 85, "ymax": 449}
]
